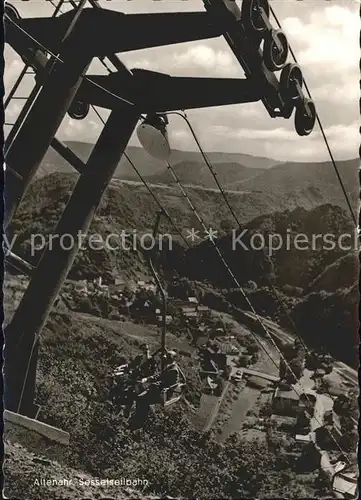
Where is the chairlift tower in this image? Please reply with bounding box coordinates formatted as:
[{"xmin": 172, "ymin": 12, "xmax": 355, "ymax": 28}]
[{"xmin": 3, "ymin": 0, "xmax": 316, "ymax": 417}]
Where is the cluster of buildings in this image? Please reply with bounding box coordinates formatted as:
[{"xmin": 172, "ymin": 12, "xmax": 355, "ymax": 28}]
[
  {"xmin": 168, "ymin": 296, "xmax": 209, "ymax": 322},
  {"xmin": 64, "ymin": 277, "xmax": 216, "ymax": 330},
  {"xmin": 269, "ymin": 379, "xmax": 358, "ymax": 498},
  {"xmin": 66, "ymin": 275, "xmax": 157, "ymax": 297},
  {"xmin": 154, "ymin": 296, "xmax": 212, "ymax": 326},
  {"xmin": 270, "ymin": 386, "xmax": 315, "ymax": 442},
  {"xmin": 332, "ymin": 461, "xmax": 358, "ymax": 498},
  {"xmin": 180, "ymin": 297, "xmax": 210, "ymax": 323},
  {"xmin": 61, "ymin": 276, "xmax": 158, "ymax": 315}
]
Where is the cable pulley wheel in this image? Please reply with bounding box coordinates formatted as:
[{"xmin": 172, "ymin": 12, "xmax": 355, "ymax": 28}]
[
  {"xmin": 241, "ymin": 0, "xmax": 270, "ymax": 34},
  {"xmin": 279, "ymin": 63, "xmax": 304, "ymax": 104},
  {"xmin": 263, "ymin": 29, "xmax": 289, "ymax": 72},
  {"xmin": 68, "ymin": 100, "xmax": 90, "ymax": 120},
  {"xmin": 295, "ymin": 98, "xmax": 316, "ymax": 137}
]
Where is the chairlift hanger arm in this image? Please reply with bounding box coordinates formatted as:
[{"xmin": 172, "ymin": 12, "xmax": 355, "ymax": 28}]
[
  {"xmin": 149, "ymin": 211, "xmax": 167, "ymax": 359},
  {"xmin": 76, "ymin": 69, "xmax": 262, "ymax": 112},
  {"xmin": 5, "ymin": 8, "xmax": 224, "ymax": 58},
  {"xmin": 149, "ymin": 211, "xmax": 166, "ymax": 301},
  {"xmin": 152, "ymin": 210, "xmax": 163, "ymax": 239}
]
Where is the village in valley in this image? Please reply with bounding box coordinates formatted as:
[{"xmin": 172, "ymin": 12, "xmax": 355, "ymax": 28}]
[
  {"xmin": 3, "ymin": 1, "xmax": 359, "ymax": 497},
  {"xmin": 5, "ymin": 270, "xmax": 359, "ymax": 499},
  {"xmin": 60, "ymin": 276, "xmax": 360, "ymax": 499}
]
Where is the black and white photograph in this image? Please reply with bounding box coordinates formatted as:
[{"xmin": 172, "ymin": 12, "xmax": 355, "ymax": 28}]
[{"xmin": 2, "ymin": 0, "xmax": 360, "ymax": 498}]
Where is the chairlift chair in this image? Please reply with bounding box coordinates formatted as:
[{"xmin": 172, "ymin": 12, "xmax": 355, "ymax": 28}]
[
  {"xmin": 134, "ymin": 359, "xmax": 186, "ymax": 408},
  {"xmin": 162, "ymin": 366, "xmax": 187, "ymax": 407},
  {"xmin": 113, "ymin": 363, "xmax": 129, "ymax": 377},
  {"xmin": 146, "ymin": 212, "xmax": 187, "ymax": 409}
]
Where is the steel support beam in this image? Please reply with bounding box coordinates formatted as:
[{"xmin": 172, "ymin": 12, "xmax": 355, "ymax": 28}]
[
  {"xmin": 6, "ymin": 42, "xmax": 262, "ymax": 114},
  {"xmin": 4, "ymin": 107, "xmax": 139, "ymax": 416},
  {"xmin": 3, "ymin": 7, "xmax": 223, "ymax": 228},
  {"xmin": 80, "ymin": 70, "xmax": 262, "ymax": 112},
  {"xmin": 51, "ymin": 137, "xmax": 85, "ymax": 173},
  {"xmin": 14, "ymin": 9, "xmax": 223, "ymax": 56},
  {"xmin": 4, "ymin": 46, "xmax": 91, "ymax": 228}
]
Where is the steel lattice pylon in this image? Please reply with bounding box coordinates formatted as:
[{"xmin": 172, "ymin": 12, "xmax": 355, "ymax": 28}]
[
  {"xmin": 3, "ymin": 0, "xmax": 315, "ymax": 418},
  {"xmin": 4, "ymin": 0, "xmax": 123, "ymax": 190}
]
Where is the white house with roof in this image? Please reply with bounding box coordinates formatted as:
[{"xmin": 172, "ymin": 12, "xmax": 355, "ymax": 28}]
[
  {"xmin": 183, "ymin": 311, "xmax": 198, "ymax": 318},
  {"xmin": 295, "ymin": 433, "xmax": 312, "ymax": 443},
  {"xmin": 332, "ymin": 462, "xmax": 358, "ymax": 498},
  {"xmin": 181, "ymin": 306, "xmax": 197, "ymax": 314},
  {"xmin": 272, "ymin": 386, "xmax": 300, "ymax": 417},
  {"xmin": 197, "ymin": 305, "xmax": 209, "ymax": 313}
]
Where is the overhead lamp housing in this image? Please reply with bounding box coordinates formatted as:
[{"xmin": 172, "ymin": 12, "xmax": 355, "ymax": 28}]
[{"xmin": 136, "ymin": 113, "xmax": 171, "ymax": 161}]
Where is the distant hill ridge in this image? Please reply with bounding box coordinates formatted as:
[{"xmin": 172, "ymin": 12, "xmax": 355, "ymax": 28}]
[
  {"xmin": 36, "ymin": 142, "xmax": 358, "ymax": 205},
  {"xmin": 145, "ymin": 160, "xmax": 266, "ymax": 189},
  {"xmin": 37, "ymin": 141, "xmax": 280, "ymax": 184}
]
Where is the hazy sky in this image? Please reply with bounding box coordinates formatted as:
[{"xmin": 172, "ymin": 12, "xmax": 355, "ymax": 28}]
[{"xmin": 4, "ymin": 0, "xmax": 359, "ymax": 161}]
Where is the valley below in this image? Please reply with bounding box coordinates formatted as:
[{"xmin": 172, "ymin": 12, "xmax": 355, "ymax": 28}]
[{"xmin": 4, "ymin": 144, "xmax": 359, "ymax": 500}]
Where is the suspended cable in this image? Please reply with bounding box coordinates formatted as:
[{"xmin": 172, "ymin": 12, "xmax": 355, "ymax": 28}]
[
  {"xmin": 165, "ymin": 159, "xmax": 351, "ymax": 461},
  {"xmin": 47, "ymin": 1, "xmax": 190, "ymax": 252},
  {"xmin": 5, "ymin": 0, "xmax": 64, "ymax": 111},
  {"xmin": 166, "ymin": 111, "xmax": 242, "ymax": 225},
  {"xmin": 270, "ymin": 6, "xmax": 357, "ymax": 227},
  {"xmin": 167, "ymin": 111, "xmax": 312, "ymax": 351},
  {"xmin": 168, "ymin": 110, "xmax": 357, "ymax": 444},
  {"xmin": 89, "ymin": 106, "xmax": 191, "ymax": 249},
  {"xmin": 4, "ymin": 14, "xmax": 135, "ymax": 107},
  {"xmin": 124, "ymin": 153, "xmax": 191, "ymax": 249},
  {"xmin": 165, "ymin": 158, "xmax": 297, "ymax": 370},
  {"xmin": 6, "ymin": 0, "xmax": 356, "ymax": 229},
  {"xmin": 4, "ymin": 257, "xmax": 29, "ymax": 276},
  {"xmin": 9, "ymin": 0, "xmax": 353, "ymax": 459}
]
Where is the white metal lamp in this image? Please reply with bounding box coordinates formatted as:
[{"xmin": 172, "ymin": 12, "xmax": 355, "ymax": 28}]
[{"xmin": 136, "ymin": 113, "xmax": 171, "ymax": 161}]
